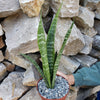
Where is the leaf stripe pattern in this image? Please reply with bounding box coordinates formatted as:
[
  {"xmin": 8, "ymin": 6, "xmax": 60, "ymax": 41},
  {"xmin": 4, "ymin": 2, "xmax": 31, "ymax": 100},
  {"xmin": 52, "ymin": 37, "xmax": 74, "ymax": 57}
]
[
  {"xmin": 20, "ymin": 54, "xmax": 49, "ymax": 87},
  {"xmin": 37, "ymin": 15, "xmax": 51, "ymax": 88},
  {"xmin": 47, "ymin": 4, "xmax": 62, "ymax": 80},
  {"xmin": 52, "ymin": 21, "xmax": 74, "ymax": 88}
]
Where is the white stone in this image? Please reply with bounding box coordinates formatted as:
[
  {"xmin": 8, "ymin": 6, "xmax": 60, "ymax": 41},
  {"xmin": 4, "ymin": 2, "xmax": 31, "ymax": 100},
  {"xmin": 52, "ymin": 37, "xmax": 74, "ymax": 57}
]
[
  {"xmin": 0, "ymin": 72, "xmax": 29, "ymax": 100},
  {"xmin": 74, "ymin": 6, "xmax": 95, "ymax": 28},
  {"xmin": 51, "ymin": 0, "xmax": 79, "ymax": 18},
  {"xmin": 20, "ymin": 88, "xmax": 41, "ymax": 100},
  {"xmin": 19, "ymin": 0, "xmax": 44, "ymax": 17},
  {"xmin": 0, "ymin": 25, "xmax": 3, "ymax": 36},
  {"xmin": 0, "ymin": 0, "xmax": 20, "ymax": 18},
  {"xmin": 59, "ymin": 55, "xmax": 80, "ymax": 74},
  {"xmin": 55, "ymin": 18, "xmax": 85, "ymax": 56},
  {"xmin": 0, "ymin": 51, "xmax": 4, "ymax": 62},
  {"xmin": 0, "ymin": 63, "xmax": 7, "ymax": 81},
  {"xmin": 23, "ymin": 66, "xmax": 40, "ymax": 86},
  {"xmin": 80, "ymin": 35, "xmax": 93, "ymax": 54},
  {"xmin": 2, "ymin": 11, "xmax": 40, "ymax": 68},
  {"xmin": 73, "ymin": 55, "xmax": 97, "ymax": 67}
]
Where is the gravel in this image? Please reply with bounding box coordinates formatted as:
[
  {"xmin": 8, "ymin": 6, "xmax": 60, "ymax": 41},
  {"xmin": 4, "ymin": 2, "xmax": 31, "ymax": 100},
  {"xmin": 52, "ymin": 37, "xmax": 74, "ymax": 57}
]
[{"xmin": 38, "ymin": 76, "xmax": 69, "ymax": 99}]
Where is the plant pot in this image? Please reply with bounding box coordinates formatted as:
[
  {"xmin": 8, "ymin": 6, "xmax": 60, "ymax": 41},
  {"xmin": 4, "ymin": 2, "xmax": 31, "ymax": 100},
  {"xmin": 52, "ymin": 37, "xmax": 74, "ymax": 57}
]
[{"xmin": 37, "ymin": 75, "xmax": 69, "ymax": 100}]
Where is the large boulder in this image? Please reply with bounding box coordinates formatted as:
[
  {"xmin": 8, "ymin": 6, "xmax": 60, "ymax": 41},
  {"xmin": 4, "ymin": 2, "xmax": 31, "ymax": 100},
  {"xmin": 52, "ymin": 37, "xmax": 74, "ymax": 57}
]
[
  {"xmin": 2, "ymin": 11, "xmax": 40, "ymax": 69},
  {"xmin": 95, "ymin": 2, "xmax": 100, "ymax": 20},
  {"xmin": 0, "ymin": 72, "xmax": 29, "ymax": 100},
  {"xmin": 74, "ymin": 6, "xmax": 95, "ymax": 28},
  {"xmin": 51, "ymin": 0, "xmax": 79, "ymax": 18},
  {"xmin": 19, "ymin": 0, "xmax": 44, "ymax": 17},
  {"xmin": 0, "ymin": 0, "xmax": 20, "ymax": 18},
  {"xmin": 55, "ymin": 18, "xmax": 85, "ymax": 56}
]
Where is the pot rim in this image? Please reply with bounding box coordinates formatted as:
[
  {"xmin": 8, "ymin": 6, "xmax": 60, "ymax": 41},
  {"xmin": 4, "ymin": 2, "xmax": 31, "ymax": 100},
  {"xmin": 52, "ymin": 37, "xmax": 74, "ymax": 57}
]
[{"xmin": 36, "ymin": 74, "xmax": 70, "ymax": 100}]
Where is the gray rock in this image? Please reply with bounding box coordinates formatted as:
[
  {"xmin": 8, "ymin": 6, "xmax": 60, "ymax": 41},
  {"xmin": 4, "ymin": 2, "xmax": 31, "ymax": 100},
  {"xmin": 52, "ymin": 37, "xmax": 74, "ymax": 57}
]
[
  {"xmin": 80, "ymin": 35, "xmax": 93, "ymax": 54},
  {"xmin": 20, "ymin": 88, "xmax": 41, "ymax": 100},
  {"xmin": 51, "ymin": 0, "xmax": 79, "ymax": 18},
  {"xmin": 73, "ymin": 55, "xmax": 97, "ymax": 67},
  {"xmin": 0, "ymin": 0, "xmax": 20, "ymax": 18},
  {"xmin": 0, "ymin": 72, "xmax": 29, "ymax": 100},
  {"xmin": 74, "ymin": 6, "xmax": 95, "ymax": 28},
  {"xmin": 89, "ymin": 49, "xmax": 100, "ymax": 59},
  {"xmin": 59, "ymin": 55, "xmax": 80, "ymax": 74},
  {"xmin": 82, "ymin": 0, "xmax": 100, "ymax": 11},
  {"xmin": 2, "ymin": 11, "xmax": 40, "ymax": 69},
  {"xmin": 0, "ymin": 63, "xmax": 7, "ymax": 81},
  {"xmin": 55, "ymin": 18, "xmax": 85, "ymax": 56},
  {"xmin": 82, "ymin": 0, "xmax": 100, "ymax": 20},
  {"xmin": 93, "ymin": 35, "xmax": 100, "ymax": 50},
  {"xmin": 95, "ymin": 2, "xmax": 100, "ymax": 20},
  {"xmin": 42, "ymin": 0, "xmax": 50, "ymax": 17},
  {"xmin": 23, "ymin": 65, "xmax": 40, "ymax": 86},
  {"xmin": 0, "ymin": 51, "xmax": 4, "ymax": 62},
  {"xmin": 94, "ymin": 19, "xmax": 100, "ymax": 35},
  {"xmin": 19, "ymin": 0, "xmax": 44, "ymax": 17},
  {"xmin": 0, "ymin": 25, "xmax": 3, "ymax": 36}
]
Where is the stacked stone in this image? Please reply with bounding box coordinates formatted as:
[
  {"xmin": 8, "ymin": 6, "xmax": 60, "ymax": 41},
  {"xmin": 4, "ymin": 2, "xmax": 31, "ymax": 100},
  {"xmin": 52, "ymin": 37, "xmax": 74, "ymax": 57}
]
[{"xmin": 0, "ymin": 0, "xmax": 100, "ymax": 100}]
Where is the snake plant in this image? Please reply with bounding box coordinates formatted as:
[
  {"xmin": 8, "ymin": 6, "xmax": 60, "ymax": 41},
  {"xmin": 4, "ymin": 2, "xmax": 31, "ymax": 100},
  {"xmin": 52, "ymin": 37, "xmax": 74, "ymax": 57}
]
[{"xmin": 21, "ymin": 5, "xmax": 74, "ymax": 88}]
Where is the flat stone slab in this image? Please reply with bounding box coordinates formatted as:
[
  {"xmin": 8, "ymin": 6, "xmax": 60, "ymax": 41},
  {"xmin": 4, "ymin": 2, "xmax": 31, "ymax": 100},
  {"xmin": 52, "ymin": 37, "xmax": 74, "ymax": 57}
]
[{"xmin": 0, "ymin": 72, "xmax": 29, "ymax": 100}]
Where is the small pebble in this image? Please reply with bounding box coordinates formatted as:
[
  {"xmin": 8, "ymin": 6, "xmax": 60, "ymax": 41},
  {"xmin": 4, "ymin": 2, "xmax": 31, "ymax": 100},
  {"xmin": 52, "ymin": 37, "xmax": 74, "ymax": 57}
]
[{"xmin": 38, "ymin": 76, "xmax": 69, "ymax": 99}]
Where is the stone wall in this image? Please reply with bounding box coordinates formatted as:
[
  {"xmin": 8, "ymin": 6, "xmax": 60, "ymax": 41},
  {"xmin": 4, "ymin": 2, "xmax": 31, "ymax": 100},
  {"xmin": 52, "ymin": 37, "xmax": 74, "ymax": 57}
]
[{"xmin": 0, "ymin": 0, "xmax": 100, "ymax": 100}]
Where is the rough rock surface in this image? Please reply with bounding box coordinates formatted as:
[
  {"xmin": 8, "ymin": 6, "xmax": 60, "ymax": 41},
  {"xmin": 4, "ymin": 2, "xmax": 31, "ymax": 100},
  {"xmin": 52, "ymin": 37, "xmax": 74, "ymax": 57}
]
[
  {"xmin": 0, "ymin": 63, "xmax": 7, "ymax": 81},
  {"xmin": 0, "ymin": 51, "xmax": 4, "ymax": 62},
  {"xmin": 95, "ymin": 2, "xmax": 100, "ymax": 19},
  {"xmin": 0, "ymin": 36, "xmax": 5, "ymax": 49},
  {"xmin": 19, "ymin": 0, "xmax": 44, "ymax": 17},
  {"xmin": 93, "ymin": 35, "xmax": 100, "ymax": 50},
  {"xmin": 58, "ymin": 55, "xmax": 80, "ymax": 74},
  {"xmin": 20, "ymin": 88, "xmax": 41, "ymax": 100},
  {"xmin": 82, "ymin": 0, "xmax": 100, "ymax": 10},
  {"xmin": 80, "ymin": 35, "xmax": 93, "ymax": 54},
  {"xmin": 90, "ymin": 49, "xmax": 100, "ymax": 59},
  {"xmin": 73, "ymin": 55, "xmax": 97, "ymax": 67},
  {"xmin": 0, "ymin": 25, "xmax": 3, "ymax": 36},
  {"xmin": 0, "ymin": 0, "xmax": 20, "ymax": 18},
  {"xmin": 74, "ymin": 6, "xmax": 95, "ymax": 28},
  {"xmin": 51, "ymin": 0, "xmax": 79, "ymax": 18},
  {"xmin": 23, "ymin": 66, "xmax": 40, "ymax": 86},
  {"xmin": 81, "ymin": 28, "xmax": 97, "ymax": 37},
  {"xmin": 2, "ymin": 11, "xmax": 40, "ymax": 68},
  {"xmin": 42, "ymin": 0, "xmax": 50, "ymax": 17},
  {"xmin": 94, "ymin": 19, "xmax": 100, "ymax": 35},
  {"xmin": 82, "ymin": 0, "xmax": 100, "ymax": 19},
  {"xmin": 0, "ymin": 72, "xmax": 29, "ymax": 100},
  {"xmin": 55, "ymin": 18, "xmax": 85, "ymax": 56},
  {"xmin": 3, "ymin": 61, "xmax": 15, "ymax": 72}
]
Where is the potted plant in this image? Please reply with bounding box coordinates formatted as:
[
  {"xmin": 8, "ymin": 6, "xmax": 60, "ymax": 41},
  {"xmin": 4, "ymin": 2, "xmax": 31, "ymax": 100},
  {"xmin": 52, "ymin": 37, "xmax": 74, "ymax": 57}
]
[{"xmin": 21, "ymin": 4, "xmax": 74, "ymax": 100}]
